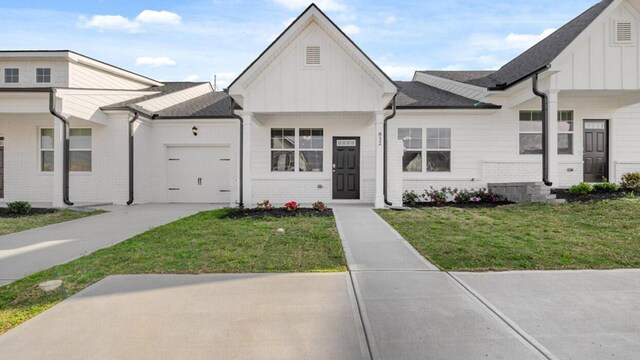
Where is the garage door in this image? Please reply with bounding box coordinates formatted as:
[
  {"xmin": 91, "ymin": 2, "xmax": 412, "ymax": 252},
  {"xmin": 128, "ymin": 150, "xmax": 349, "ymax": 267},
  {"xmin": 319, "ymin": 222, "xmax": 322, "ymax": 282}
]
[{"xmin": 166, "ymin": 146, "xmax": 231, "ymax": 203}]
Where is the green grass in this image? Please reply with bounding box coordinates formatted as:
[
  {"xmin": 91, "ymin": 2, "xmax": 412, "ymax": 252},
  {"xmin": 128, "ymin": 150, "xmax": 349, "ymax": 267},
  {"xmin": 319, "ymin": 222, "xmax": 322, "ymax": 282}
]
[
  {"xmin": 0, "ymin": 209, "xmax": 346, "ymax": 334},
  {"xmin": 0, "ymin": 210, "xmax": 103, "ymax": 237},
  {"xmin": 376, "ymin": 199, "xmax": 640, "ymax": 272}
]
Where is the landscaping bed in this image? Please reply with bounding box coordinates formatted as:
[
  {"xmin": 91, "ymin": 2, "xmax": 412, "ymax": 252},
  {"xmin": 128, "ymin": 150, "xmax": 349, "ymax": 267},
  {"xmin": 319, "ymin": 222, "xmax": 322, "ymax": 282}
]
[
  {"xmin": 377, "ymin": 198, "xmax": 640, "ymax": 272},
  {"xmin": 0, "ymin": 208, "xmax": 346, "ymax": 334},
  {"xmin": 552, "ymin": 188, "xmax": 631, "ymax": 202},
  {"xmin": 224, "ymin": 207, "xmax": 333, "ymax": 219}
]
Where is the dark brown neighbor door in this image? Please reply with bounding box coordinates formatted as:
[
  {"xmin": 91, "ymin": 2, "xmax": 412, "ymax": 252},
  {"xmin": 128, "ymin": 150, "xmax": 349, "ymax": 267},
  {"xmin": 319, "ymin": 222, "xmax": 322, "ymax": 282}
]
[
  {"xmin": 333, "ymin": 137, "xmax": 360, "ymax": 199},
  {"xmin": 0, "ymin": 137, "xmax": 4, "ymax": 199},
  {"xmin": 583, "ymin": 120, "xmax": 608, "ymax": 182}
]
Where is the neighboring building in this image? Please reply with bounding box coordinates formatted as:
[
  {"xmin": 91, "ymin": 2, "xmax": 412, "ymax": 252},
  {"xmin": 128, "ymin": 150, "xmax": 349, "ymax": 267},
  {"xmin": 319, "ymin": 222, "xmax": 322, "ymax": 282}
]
[{"xmin": 1, "ymin": 0, "xmax": 639, "ymax": 208}]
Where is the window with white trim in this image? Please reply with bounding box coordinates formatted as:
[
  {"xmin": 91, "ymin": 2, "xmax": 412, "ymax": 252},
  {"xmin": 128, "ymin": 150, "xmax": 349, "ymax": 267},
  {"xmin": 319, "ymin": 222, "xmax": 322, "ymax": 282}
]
[
  {"xmin": 299, "ymin": 128, "xmax": 323, "ymax": 172},
  {"xmin": 271, "ymin": 128, "xmax": 295, "ymax": 172},
  {"xmin": 69, "ymin": 128, "xmax": 92, "ymax": 172},
  {"xmin": 40, "ymin": 128, "xmax": 54, "ymax": 172},
  {"xmin": 398, "ymin": 128, "xmax": 422, "ymax": 172},
  {"xmin": 36, "ymin": 68, "xmax": 51, "ymax": 83},
  {"xmin": 519, "ymin": 110, "xmax": 574, "ymax": 155},
  {"xmin": 426, "ymin": 128, "xmax": 451, "ymax": 172},
  {"xmin": 4, "ymin": 68, "xmax": 18, "ymax": 83}
]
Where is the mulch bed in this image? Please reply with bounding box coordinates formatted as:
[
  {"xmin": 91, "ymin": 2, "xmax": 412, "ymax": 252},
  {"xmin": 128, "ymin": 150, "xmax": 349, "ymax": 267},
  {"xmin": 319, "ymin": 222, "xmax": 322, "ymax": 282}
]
[
  {"xmin": 552, "ymin": 189, "xmax": 631, "ymax": 202},
  {"xmin": 223, "ymin": 208, "xmax": 334, "ymax": 219},
  {"xmin": 0, "ymin": 208, "xmax": 58, "ymax": 218},
  {"xmin": 406, "ymin": 201, "xmax": 513, "ymax": 209}
]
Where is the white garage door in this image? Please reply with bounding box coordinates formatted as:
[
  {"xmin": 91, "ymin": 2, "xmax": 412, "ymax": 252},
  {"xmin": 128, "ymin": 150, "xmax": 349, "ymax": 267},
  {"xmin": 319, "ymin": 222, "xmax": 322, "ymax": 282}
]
[{"xmin": 166, "ymin": 146, "xmax": 231, "ymax": 203}]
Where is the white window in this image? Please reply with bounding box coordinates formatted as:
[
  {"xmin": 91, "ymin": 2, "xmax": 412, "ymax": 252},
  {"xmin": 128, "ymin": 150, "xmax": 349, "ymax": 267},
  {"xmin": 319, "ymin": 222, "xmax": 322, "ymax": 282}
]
[
  {"xmin": 519, "ymin": 110, "xmax": 574, "ymax": 155},
  {"xmin": 426, "ymin": 128, "xmax": 451, "ymax": 172},
  {"xmin": 398, "ymin": 127, "xmax": 452, "ymax": 173},
  {"xmin": 36, "ymin": 68, "xmax": 51, "ymax": 83},
  {"xmin": 4, "ymin": 68, "xmax": 18, "ymax": 83},
  {"xmin": 69, "ymin": 128, "xmax": 92, "ymax": 172},
  {"xmin": 270, "ymin": 128, "xmax": 323, "ymax": 172},
  {"xmin": 299, "ymin": 129, "xmax": 323, "ymax": 172},
  {"xmin": 40, "ymin": 128, "xmax": 54, "ymax": 172},
  {"xmin": 398, "ymin": 128, "xmax": 422, "ymax": 172}
]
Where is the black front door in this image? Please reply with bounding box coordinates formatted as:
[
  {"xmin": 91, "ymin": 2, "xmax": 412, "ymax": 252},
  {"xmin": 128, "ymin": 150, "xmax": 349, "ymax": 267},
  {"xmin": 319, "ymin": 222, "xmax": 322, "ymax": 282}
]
[
  {"xmin": 333, "ymin": 137, "xmax": 360, "ymax": 199},
  {"xmin": 583, "ymin": 120, "xmax": 608, "ymax": 182},
  {"xmin": 0, "ymin": 137, "xmax": 4, "ymax": 199}
]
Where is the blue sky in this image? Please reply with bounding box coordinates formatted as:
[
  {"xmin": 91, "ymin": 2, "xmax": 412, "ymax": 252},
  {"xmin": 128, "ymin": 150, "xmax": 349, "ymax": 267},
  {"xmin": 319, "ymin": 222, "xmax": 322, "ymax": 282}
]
[{"xmin": 0, "ymin": 0, "xmax": 597, "ymax": 87}]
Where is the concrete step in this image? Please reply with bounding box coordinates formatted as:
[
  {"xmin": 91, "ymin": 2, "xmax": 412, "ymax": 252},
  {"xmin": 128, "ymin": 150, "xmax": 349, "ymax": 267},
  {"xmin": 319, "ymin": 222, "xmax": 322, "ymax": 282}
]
[
  {"xmin": 546, "ymin": 198, "xmax": 567, "ymax": 205},
  {"xmin": 530, "ymin": 194, "xmax": 558, "ymax": 202}
]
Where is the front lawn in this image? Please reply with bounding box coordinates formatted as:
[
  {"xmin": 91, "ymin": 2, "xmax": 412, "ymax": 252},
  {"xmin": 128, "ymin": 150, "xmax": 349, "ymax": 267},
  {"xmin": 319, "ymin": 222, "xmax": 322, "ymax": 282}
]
[
  {"xmin": 0, "ymin": 209, "xmax": 103, "ymax": 237},
  {"xmin": 376, "ymin": 198, "xmax": 640, "ymax": 271},
  {"xmin": 0, "ymin": 208, "xmax": 345, "ymax": 334}
]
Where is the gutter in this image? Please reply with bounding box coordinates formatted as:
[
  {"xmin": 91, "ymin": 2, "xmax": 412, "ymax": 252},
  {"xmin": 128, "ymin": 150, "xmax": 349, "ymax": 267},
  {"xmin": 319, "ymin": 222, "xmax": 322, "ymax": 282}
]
[
  {"xmin": 383, "ymin": 95, "xmax": 397, "ymax": 206},
  {"xmin": 531, "ymin": 65, "xmax": 553, "ymax": 186},
  {"xmin": 487, "ymin": 65, "xmax": 551, "ymax": 91},
  {"xmin": 48, "ymin": 89, "xmax": 74, "ymax": 206},
  {"xmin": 126, "ymin": 112, "xmax": 139, "ymax": 205},
  {"xmin": 229, "ymin": 99, "xmax": 244, "ymax": 208}
]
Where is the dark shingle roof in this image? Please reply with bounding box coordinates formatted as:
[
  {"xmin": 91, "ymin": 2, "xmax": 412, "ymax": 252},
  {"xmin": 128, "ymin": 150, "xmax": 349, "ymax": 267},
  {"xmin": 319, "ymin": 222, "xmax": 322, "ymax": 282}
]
[
  {"xmin": 152, "ymin": 91, "xmax": 235, "ymax": 118},
  {"xmin": 420, "ymin": 0, "xmax": 614, "ymax": 89},
  {"xmin": 102, "ymin": 82, "xmax": 208, "ymax": 109},
  {"xmin": 394, "ymin": 81, "xmax": 500, "ymax": 109}
]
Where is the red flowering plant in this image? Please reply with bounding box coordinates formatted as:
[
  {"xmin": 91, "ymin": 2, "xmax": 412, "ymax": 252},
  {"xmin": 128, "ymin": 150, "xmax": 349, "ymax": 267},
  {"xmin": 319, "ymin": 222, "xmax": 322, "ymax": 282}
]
[
  {"xmin": 256, "ymin": 200, "xmax": 273, "ymax": 210},
  {"xmin": 284, "ymin": 201, "xmax": 299, "ymax": 212},
  {"xmin": 312, "ymin": 201, "xmax": 326, "ymax": 212}
]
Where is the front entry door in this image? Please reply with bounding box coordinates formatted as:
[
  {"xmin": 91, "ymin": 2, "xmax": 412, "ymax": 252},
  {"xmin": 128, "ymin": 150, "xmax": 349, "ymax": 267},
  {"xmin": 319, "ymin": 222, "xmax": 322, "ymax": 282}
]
[
  {"xmin": 583, "ymin": 120, "xmax": 608, "ymax": 182},
  {"xmin": 333, "ymin": 137, "xmax": 360, "ymax": 199},
  {"xmin": 0, "ymin": 137, "xmax": 4, "ymax": 198}
]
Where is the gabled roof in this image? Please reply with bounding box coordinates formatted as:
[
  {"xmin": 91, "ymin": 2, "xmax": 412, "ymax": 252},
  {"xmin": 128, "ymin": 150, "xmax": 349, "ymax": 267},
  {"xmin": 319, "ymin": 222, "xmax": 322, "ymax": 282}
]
[
  {"xmin": 394, "ymin": 81, "xmax": 500, "ymax": 109},
  {"xmin": 227, "ymin": 3, "xmax": 397, "ymax": 94},
  {"xmin": 419, "ymin": 0, "xmax": 615, "ymax": 90},
  {"xmin": 102, "ymin": 82, "xmax": 207, "ymax": 110}
]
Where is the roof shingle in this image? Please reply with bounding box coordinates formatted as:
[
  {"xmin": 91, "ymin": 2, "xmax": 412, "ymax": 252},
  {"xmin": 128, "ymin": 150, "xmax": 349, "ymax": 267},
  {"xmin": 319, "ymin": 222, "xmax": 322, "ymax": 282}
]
[{"xmin": 394, "ymin": 81, "xmax": 500, "ymax": 109}]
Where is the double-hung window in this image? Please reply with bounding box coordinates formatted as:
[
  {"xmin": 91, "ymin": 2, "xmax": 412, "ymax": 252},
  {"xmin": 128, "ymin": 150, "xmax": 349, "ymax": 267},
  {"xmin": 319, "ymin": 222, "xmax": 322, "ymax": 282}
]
[
  {"xmin": 271, "ymin": 128, "xmax": 324, "ymax": 172},
  {"xmin": 398, "ymin": 127, "xmax": 452, "ymax": 173},
  {"xmin": 36, "ymin": 68, "xmax": 51, "ymax": 83},
  {"xmin": 426, "ymin": 128, "xmax": 451, "ymax": 172},
  {"xmin": 519, "ymin": 110, "xmax": 574, "ymax": 155},
  {"xmin": 69, "ymin": 129, "xmax": 92, "ymax": 172},
  {"xmin": 398, "ymin": 128, "xmax": 422, "ymax": 172},
  {"xmin": 40, "ymin": 128, "xmax": 54, "ymax": 172},
  {"xmin": 4, "ymin": 68, "xmax": 18, "ymax": 83}
]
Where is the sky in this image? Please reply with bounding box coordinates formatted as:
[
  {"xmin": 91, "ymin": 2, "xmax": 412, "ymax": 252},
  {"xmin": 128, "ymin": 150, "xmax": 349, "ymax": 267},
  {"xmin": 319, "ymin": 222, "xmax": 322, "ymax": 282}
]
[{"xmin": 0, "ymin": 0, "xmax": 598, "ymax": 88}]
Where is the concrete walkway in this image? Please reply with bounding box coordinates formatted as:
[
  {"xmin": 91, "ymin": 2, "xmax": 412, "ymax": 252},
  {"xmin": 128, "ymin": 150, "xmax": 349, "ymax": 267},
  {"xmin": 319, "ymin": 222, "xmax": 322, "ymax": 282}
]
[
  {"xmin": 0, "ymin": 203, "xmax": 216, "ymax": 286},
  {"xmin": 0, "ymin": 274, "xmax": 370, "ymax": 360},
  {"xmin": 333, "ymin": 206, "xmax": 546, "ymax": 360}
]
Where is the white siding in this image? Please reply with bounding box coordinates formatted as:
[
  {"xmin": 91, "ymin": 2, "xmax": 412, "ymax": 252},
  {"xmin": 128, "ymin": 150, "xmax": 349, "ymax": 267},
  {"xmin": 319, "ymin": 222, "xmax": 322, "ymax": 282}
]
[
  {"xmin": 68, "ymin": 62, "xmax": 150, "ymax": 90},
  {"xmin": 0, "ymin": 60, "xmax": 69, "ymax": 88}
]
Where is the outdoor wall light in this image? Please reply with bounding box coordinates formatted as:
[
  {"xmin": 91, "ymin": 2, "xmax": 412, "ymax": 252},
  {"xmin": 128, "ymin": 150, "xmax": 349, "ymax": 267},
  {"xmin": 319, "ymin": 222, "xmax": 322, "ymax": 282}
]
[{"xmin": 192, "ymin": 126, "xmax": 198, "ymax": 136}]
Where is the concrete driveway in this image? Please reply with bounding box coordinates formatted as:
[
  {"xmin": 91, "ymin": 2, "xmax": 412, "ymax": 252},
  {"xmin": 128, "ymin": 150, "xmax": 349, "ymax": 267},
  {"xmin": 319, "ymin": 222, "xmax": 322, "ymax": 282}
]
[
  {"xmin": 0, "ymin": 274, "xmax": 369, "ymax": 360},
  {"xmin": 0, "ymin": 203, "xmax": 217, "ymax": 286}
]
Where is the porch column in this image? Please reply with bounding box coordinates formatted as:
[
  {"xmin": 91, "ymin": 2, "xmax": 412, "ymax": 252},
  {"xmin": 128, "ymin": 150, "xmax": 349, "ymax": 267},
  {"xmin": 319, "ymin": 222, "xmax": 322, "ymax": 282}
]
[
  {"xmin": 547, "ymin": 91, "xmax": 559, "ymax": 185},
  {"xmin": 242, "ymin": 112, "xmax": 253, "ymax": 207},
  {"xmin": 374, "ymin": 111, "xmax": 385, "ymax": 208},
  {"xmin": 52, "ymin": 116, "xmax": 65, "ymax": 207}
]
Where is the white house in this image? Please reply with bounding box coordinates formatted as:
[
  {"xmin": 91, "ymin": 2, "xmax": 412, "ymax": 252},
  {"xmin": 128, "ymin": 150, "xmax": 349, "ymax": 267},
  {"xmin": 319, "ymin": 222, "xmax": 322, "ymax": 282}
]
[{"xmin": 1, "ymin": 0, "xmax": 639, "ymax": 208}]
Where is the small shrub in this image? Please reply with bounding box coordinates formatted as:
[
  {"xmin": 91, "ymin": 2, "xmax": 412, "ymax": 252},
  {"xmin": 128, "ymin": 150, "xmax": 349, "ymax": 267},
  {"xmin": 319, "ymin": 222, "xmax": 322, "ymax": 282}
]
[
  {"xmin": 7, "ymin": 201, "xmax": 32, "ymax": 215},
  {"xmin": 592, "ymin": 182, "xmax": 619, "ymax": 192},
  {"xmin": 453, "ymin": 189, "xmax": 473, "ymax": 203},
  {"xmin": 424, "ymin": 187, "xmax": 449, "ymax": 205},
  {"xmin": 312, "ymin": 201, "xmax": 326, "ymax": 211},
  {"xmin": 284, "ymin": 201, "xmax": 299, "ymax": 212},
  {"xmin": 620, "ymin": 172, "xmax": 640, "ymax": 193},
  {"xmin": 473, "ymin": 188, "xmax": 502, "ymax": 203},
  {"xmin": 569, "ymin": 182, "xmax": 593, "ymax": 195},
  {"xmin": 256, "ymin": 200, "xmax": 273, "ymax": 210},
  {"xmin": 402, "ymin": 191, "xmax": 421, "ymax": 206}
]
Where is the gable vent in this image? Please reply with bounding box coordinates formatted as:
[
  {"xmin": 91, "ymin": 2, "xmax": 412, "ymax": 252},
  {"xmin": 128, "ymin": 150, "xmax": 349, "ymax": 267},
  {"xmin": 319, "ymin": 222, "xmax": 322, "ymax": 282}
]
[
  {"xmin": 615, "ymin": 21, "xmax": 633, "ymax": 44},
  {"xmin": 305, "ymin": 46, "xmax": 321, "ymax": 66}
]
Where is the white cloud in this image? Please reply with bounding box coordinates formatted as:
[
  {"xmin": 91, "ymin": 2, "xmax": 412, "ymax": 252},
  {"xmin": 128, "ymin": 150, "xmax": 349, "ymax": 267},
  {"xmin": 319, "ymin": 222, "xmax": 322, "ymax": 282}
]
[
  {"xmin": 135, "ymin": 10, "xmax": 181, "ymax": 25},
  {"xmin": 211, "ymin": 72, "xmax": 237, "ymax": 90},
  {"xmin": 470, "ymin": 28, "xmax": 557, "ymax": 52},
  {"xmin": 504, "ymin": 28, "xmax": 556, "ymax": 50},
  {"xmin": 342, "ymin": 24, "xmax": 360, "ymax": 35},
  {"xmin": 135, "ymin": 56, "xmax": 176, "ymax": 67},
  {"xmin": 381, "ymin": 65, "xmax": 417, "ymax": 80},
  {"xmin": 383, "ymin": 15, "xmax": 396, "ymax": 24},
  {"xmin": 272, "ymin": 0, "xmax": 347, "ymax": 12},
  {"xmin": 184, "ymin": 74, "xmax": 200, "ymax": 81},
  {"xmin": 81, "ymin": 15, "xmax": 140, "ymax": 32}
]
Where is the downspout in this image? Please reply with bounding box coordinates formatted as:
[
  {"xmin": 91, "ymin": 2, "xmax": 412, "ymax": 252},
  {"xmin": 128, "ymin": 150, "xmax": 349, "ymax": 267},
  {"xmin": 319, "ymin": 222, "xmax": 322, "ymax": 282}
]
[
  {"xmin": 383, "ymin": 94, "xmax": 397, "ymax": 206},
  {"xmin": 126, "ymin": 112, "xmax": 139, "ymax": 205},
  {"xmin": 48, "ymin": 89, "xmax": 73, "ymax": 206},
  {"xmin": 230, "ymin": 99, "xmax": 244, "ymax": 208},
  {"xmin": 531, "ymin": 65, "xmax": 553, "ymax": 186}
]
